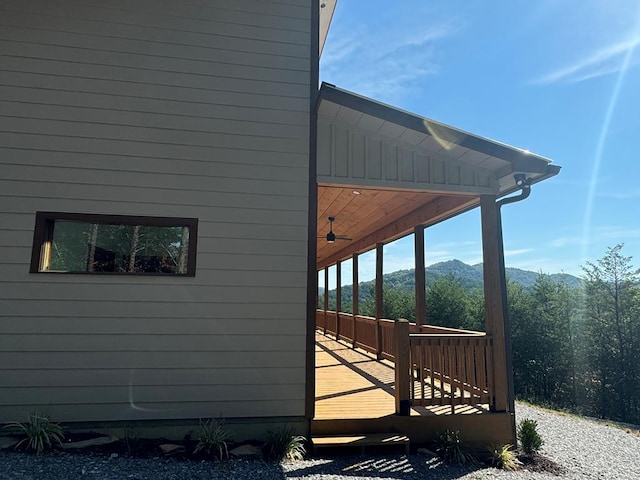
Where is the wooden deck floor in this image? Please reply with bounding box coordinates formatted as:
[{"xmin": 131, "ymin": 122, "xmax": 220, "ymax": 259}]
[{"xmin": 314, "ymin": 332, "xmax": 489, "ymax": 420}]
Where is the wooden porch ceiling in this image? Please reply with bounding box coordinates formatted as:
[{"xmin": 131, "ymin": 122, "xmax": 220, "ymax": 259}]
[{"xmin": 317, "ymin": 185, "xmax": 478, "ymax": 269}]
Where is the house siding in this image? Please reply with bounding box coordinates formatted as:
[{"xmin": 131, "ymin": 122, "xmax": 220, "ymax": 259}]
[{"xmin": 0, "ymin": 0, "xmax": 311, "ymax": 422}]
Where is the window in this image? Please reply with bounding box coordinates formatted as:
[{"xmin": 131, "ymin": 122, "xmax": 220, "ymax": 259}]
[{"xmin": 30, "ymin": 212, "xmax": 198, "ymax": 276}]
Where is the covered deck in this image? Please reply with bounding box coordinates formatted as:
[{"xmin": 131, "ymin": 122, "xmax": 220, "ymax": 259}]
[
  {"xmin": 315, "ymin": 331, "xmax": 490, "ymax": 420},
  {"xmin": 308, "ymin": 83, "xmax": 560, "ymax": 446},
  {"xmin": 312, "ymin": 314, "xmax": 511, "ymax": 446}
]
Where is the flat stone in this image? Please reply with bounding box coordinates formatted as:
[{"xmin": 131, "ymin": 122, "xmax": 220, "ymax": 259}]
[
  {"xmin": 417, "ymin": 447, "xmax": 438, "ymax": 457},
  {"xmin": 61, "ymin": 435, "xmax": 118, "ymax": 449},
  {"xmin": 230, "ymin": 444, "xmax": 262, "ymax": 457},
  {"xmin": 0, "ymin": 436, "xmax": 20, "ymax": 450},
  {"xmin": 159, "ymin": 444, "xmax": 185, "ymax": 455}
]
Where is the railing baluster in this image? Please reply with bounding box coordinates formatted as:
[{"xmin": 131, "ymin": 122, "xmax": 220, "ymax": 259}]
[{"xmin": 419, "ymin": 343, "xmax": 425, "ymax": 405}]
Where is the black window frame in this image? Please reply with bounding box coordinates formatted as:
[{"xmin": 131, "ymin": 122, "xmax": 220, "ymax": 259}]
[{"xmin": 30, "ymin": 212, "xmax": 198, "ymax": 277}]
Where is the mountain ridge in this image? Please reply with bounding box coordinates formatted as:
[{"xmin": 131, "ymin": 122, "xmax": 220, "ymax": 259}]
[{"xmin": 322, "ymin": 259, "xmax": 582, "ymax": 292}]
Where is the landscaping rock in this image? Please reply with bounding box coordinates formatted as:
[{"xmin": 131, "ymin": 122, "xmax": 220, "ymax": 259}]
[
  {"xmin": 417, "ymin": 447, "xmax": 438, "ymax": 457},
  {"xmin": 0, "ymin": 437, "xmax": 19, "ymax": 450},
  {"xmin": 159, "ymin": 444, "xmax": 185, "ymax": 455},
  {"xmin": 61, "ymin": 435, "xmax": 118, "ymax": 449},
  {"xmin": 230, "ymin": 444, "xmax": 262, "ymax": 457}
]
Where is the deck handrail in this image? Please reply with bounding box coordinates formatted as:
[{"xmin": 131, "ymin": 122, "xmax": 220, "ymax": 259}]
[{"xmin": 315, "ymin": 309, "xmax": 482, "ymax": 355}]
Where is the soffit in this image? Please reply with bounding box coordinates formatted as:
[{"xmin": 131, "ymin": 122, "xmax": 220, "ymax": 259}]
[
  {"xmin": 317, "ymin": 83, "xmax": 561, "ymax": 194},
  {"xmin": 319, "ymin": 0, "xmax": 338, "ymax": 56}
]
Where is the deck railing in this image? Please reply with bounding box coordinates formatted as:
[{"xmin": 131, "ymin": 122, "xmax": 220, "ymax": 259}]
[
  {"xmin": 409, "ymin": 334, "xmax": 494, "ymax": 409},
  {"xmin": 316, "ymin": 309, "xmax": 495, "ymax": 413}
]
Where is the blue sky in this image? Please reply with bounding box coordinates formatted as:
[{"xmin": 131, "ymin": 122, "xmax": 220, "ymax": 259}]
[{"xmin": 320, "ymin": 0, "xmax": 640, "ymax": 281}]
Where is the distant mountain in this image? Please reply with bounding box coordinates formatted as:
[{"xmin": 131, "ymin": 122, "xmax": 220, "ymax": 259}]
[
  {"xmin": 427, "ymin": 259, "xmax": 582, "ymax": 290},
  {"xmin": 328, "ymin": 259, "xmax": 582, "ymax": 294}
]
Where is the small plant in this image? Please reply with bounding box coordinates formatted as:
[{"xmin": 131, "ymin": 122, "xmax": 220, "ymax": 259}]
[
  {"xmin": 517, "ymin": 418, "xmax": 543, "ymax": 456},
  {"xmin": 263, "ymin": 426, "xmax": 306, "ymax": 462},
  {"xmin": 433, "ymin": 429, "xmax": 476, "ymax": 465},
  {"xmin": 487, "ymin": 443, "xmax": 520, "ymax": 470},
  {"xmin": 193, "ymin": 418, "xmax": 231, "ymax": 460},
  {"xmin": 4, "ymin": 411, "xmax": 64, "ymax": 454},
  {"xmin": 122, "ymin": 427, "xmax": 140, "ymax": 456}
]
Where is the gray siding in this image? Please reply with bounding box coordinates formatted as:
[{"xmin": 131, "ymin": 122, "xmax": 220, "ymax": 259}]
[{"xmin": 0, "ymin": 0, "xmax": 311, "ymax": 422}]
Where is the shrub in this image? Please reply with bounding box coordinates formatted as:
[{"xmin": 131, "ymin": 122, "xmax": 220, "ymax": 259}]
[
  {"xmin": 487, "ymin": 443, "xmax": 520, "ymax": 470},
  {"xmin": 263, "ymin": 426, "xmax": 306, "ymax": 462},
  {"xmin": 4, "ymin": 411, "xmax": 64, "ymax": 455},
  {"xmin": 122, "ymin": 427, "xmax": 140, "ymax": 456},
  {"xmin": 517, "ymin": 418, "xmax": 543, "ymax": 456},
  {"xmin": 433, "ymin": 429, "xmax": 476, "ymax": 465},
  {"xmin": 193, "ymin": 418, "xmax": 231, "ymax": 460}
]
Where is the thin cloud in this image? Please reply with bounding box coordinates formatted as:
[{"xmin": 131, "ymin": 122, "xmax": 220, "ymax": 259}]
[
  {"xmin": 533, "ymin": 36, "xmax": 640, "ymax": 85},
  {"xmin": 321, "ymin": 14, "xmax": 460, "ymax": 103},
  {"xmin": 548, "ymin": 226, "xmax": 640, "ymax": 249},
  {"xmin": 597, "ymin": 189, "xmax": 640, "ymax": 199},
  {"xmin": 504, "ymin": 248, "xmax": 534, "ymax": 258},
  {"xmin": 548, "ymin": 236, "xmax": 577, "ymax": 249},
  {"xmin": 506, "ymin": 257, "xmax": 578, "ymax": 275},
  {"xmin": 596, "ymin": 226, "xmax": 640, "ymax": 241},
  {"xmin": 429, "ymin": 240, "xmax": 478, "ymax": 250}
]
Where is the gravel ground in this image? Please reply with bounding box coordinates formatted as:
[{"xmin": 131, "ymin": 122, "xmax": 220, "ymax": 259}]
[{"xmin": 1, "ymin": 403, "xmax": 639, "ymax": 480}]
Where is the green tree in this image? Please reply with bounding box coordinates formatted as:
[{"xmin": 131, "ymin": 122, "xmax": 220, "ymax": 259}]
[
  {"xmin": 582, "ymin": 244, "xmax": 640, "ymax": 422},
  {"xmin": 507, "ymin": 280, "xmax": 536, "ymax": 400},
  {"xmin": 462, "ymin": 288, "xmax": 485, "ymax": 331},
  {"xmin": 358, "ymin": 285, "xmax": 415, "ymax": 321},
  {"xmin": 426, "ymin": 274, "xmax": 469, "ymax": 328}
]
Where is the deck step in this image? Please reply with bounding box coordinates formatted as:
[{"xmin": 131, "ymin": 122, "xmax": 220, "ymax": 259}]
[{"xmin": 311, "ymin": 433, "xmax": 410, "ymax": 454}]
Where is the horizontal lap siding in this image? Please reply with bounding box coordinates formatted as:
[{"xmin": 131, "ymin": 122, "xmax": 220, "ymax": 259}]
[{"xmin": 0, "ymin": 0, "xmax": 311, "ymax": 422}]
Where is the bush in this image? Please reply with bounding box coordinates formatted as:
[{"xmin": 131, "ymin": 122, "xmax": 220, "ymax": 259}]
[
  {"xmin": 4, "ymin": 411, "xmax": 64, "ymax": 455},
  {"xmin": 263, "ymin": 426, "xmax": 306, "ymax": 462},
  {"xmin": 193, "ymin": 418, "xmax": 231, "ymax": 460},
  {"xmin": 517, "ymin": 418, "xmax": 543, "ymax": 456},
  {"xmin": 487, "ymin": 443, "xmax": 520, "ymax": 470},
  {"xmin": 122, "ymin": 427, "xmax": 140, "ymax": 456},
  {"xmin": 433, "ymin": 429, "xmax": 476, "ymax": 465}
]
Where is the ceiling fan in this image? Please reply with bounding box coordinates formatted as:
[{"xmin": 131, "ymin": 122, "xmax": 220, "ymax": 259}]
[{"xmin": 319, "ymin": 216, "xmax": 352, "ymax": 243}]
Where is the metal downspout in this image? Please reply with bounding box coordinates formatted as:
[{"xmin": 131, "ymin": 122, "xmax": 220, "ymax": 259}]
[{"xmin": 494, "ymin": 179, "xmax": 533, "ymax": 415}]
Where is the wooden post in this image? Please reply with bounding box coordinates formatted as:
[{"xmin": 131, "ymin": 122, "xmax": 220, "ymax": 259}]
[
  {"xmin": 414, "ymin": 226, "xmax": 426, "ymax": 326},
  {"xmin": 375, "ymin": 243, "xmax": 384, "ymax": 359},
  {"xmin": 352, "ymin": 253, "xmax": 359, "ymax": 348},
  {"xmin": 336, "ymin": 261, "xmax": 342, "ymax": 339},
  {"xmin": 480, "ymin": 195, "xmax": 514, "ymax": 414},
  {"xmin": 323, "ymin": 266, "xmax": 329, "ymax": 335},
  {"xmin": 395, "ymin": 319, "xmax": 411, "ymax": 415},
  {"xmin": 315, "ymin": 270, "xmax": 320, "ymax": 330}
]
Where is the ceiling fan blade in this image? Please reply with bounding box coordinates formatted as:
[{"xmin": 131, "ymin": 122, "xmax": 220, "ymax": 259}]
[{"xmin": 335, "ymin": 235, "xmax": 352, "ymax": 241}]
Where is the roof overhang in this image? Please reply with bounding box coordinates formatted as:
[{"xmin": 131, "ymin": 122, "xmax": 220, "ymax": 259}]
[
  {"xmin": 319, "ymin": 0, "xmax": 338, "ymax": 57},
  {"xmin": 317, "ymin": 83, "xmax": 560, "ymax": 195},
  {"xmin": 315, "ymin": 83, "xmax": 561, "ymax": 269}
]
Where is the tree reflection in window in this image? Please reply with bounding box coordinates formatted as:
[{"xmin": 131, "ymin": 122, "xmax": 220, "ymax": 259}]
[{"xmin": 32, "ymin": 213, "xmax": 197, "ymax": 276}]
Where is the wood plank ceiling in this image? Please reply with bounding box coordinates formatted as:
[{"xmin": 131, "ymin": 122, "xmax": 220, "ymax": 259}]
[{"xmin": 316, "ymin": 185, "xmax": 478, "ymax": 269}]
